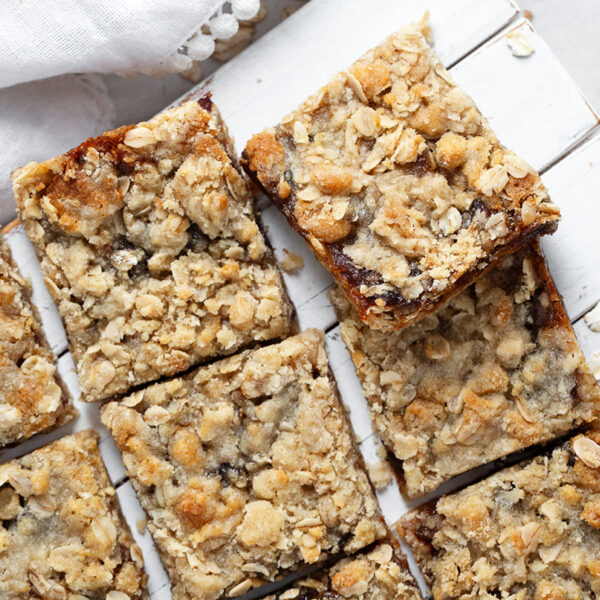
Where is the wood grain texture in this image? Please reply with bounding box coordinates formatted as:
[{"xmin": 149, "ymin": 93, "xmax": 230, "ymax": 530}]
[{"xmin": 525, "ymin": 0, "xmax": 600, "ymax": 115}]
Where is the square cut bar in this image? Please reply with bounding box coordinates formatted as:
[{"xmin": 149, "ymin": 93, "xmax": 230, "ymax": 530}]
[
  {"xmin": 242, "ymin": 22, "xmax": 560, "ymax": 331},
  {"xmin": 0, "ymin": 234, "xmax": 75, "ymax": 446},
  {"xmin": 0, "ymin": 430, "xmax": 147, "ymax": 599},
  {"xmin": 101, "ymin": 330, "xmax": 386, "ymax": 600},
  {"xmin": 265, "ymin": 541, "xmax": 422, "ymax": 600},
  {"xmin": 11, "ymin": 99, "xmax": 294, "ymax": 402},
  {"xmin": 331, "ymin": 242, "xmax": 600, "ymax": 497},
  {"xmin": 398, "ymin": 430, "xmax": 600, "ymax": 600}
]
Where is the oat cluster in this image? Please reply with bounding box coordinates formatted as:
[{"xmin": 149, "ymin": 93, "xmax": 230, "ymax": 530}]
[
  {"xmin": 0, "ymin": 235, "xmax": 75, "ymax": 446},
  {"xmin": 101, "ymin": 330, "xmax": 386, "ymax": 600},
  {"xmin": 399, "ymin": 431, "xmax": 600, "ymax": 599},
  {"xmin": 11, "ymin": 101, "xmax": 293, "ymax": 402},
  {"xmin": 243, "ymin": 23, "xmax": 560, "ymax": 330},
  {"xmin": 332, "ymin": 245, "xmax": 600, "ymax": 497},
  {"xmin": 265, "ymin": 542, "xmax": 421, "ymax": 600}
]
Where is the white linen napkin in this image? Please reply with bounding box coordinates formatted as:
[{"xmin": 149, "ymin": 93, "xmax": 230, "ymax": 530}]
[
  {"xmin": 0, "ymin": 0, "xmax": 261, "ymax": 225},
  {"xmin": 1, "ymin": 0, "xmax": 264, "ymax": 87}
]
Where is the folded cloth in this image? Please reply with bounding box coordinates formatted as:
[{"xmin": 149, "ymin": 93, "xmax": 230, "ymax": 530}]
[{"xmin": 0, "ymin": 0, "xmax": 261, "ymax": 88}]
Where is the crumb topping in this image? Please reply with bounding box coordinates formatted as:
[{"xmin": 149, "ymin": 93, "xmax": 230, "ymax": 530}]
[
  {"xmin": 332, "ymin": 244, "xmax": 600, "ymax": 497},
  {"xmin": 243, "ymin": 23, "xmax": 559, "ymax": 330},
  {"xmin": 0, "ymin": 431, "xmax": 147, "ymax": 599},
  {"xmin": 279, "ymin": 249, "xmax": 304, "ymax": 273},
  {"xmin": 0, "ymin": 235, "xmax": 75, "ymax": 446},
  {"xmin": 11, "ymin": 100, "xmax": 293, "ymax": 401},
  {"xmin": 266, "ymin": 542, "xmax": 421, "ymax": 600},
  {"xmin": 367, "ymin": 459, "xmax": 394, "ymax": 491},
  {"xmin": 399, "ymin": 431, "xmax": 600, "ymax": 599},
  {"xmin": 101, "ymin": 330, "xmax": 385, "ymax": 600}
]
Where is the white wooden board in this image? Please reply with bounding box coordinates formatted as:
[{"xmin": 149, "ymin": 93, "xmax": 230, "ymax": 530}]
[
  {"xmin": 451, "ymin": 20, "xmax": 599, "ymax": 172},
  {"xmin": 541, "ymin": 133, "xmax": 600, "ymax": 320},
  {"xmin": 3, "ymin": 1, "xmax": 600, "ymax": 599}
]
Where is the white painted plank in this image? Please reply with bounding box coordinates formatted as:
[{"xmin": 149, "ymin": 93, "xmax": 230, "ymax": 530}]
[
  {"xmin": 184, "ymin": 0, "xmax": 519, "ymax": 154},
  {"xmin": 573, "ymin": 317, "xmax": 600, "ymax": 373},
  {"xmin": 116, "ymin": 482, "xmax": 172, "ymax": 600},
  {"xmin": 324, "ymin": 324, "xmax": 352, "ymax": 372},
  {"xmin": 451, "ymin": 19, "xmax": 599, "ymax": 172},
  {"xmin": 325, "ymin": 327, "xmax": 373, "ymax": 443},
  {"xmin": 359, "ymin": 434, "xmax": 405, "ymax": 526},
  {"xmin": 541, "ymin": 133, "xmax": 600, "ymax": 321}
]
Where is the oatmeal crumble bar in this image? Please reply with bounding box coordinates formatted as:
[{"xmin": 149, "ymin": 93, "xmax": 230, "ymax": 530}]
[
  {"xmin": 101, "ymin": 330, "xmax": 386, "ymax": 600},
  {"xmin": 0, "ymin": 430, "xmax": 147, "ymax": 599},
  {"xmin": 0, "ymin": 235, "xmax": 75, "ymax": 447},
  {"xmin": 398, "ymin": 430, "xmax": 600, "ymax": 600},
  {"xmin": 11, "ymin": 99, "xmax": 294, "ymax": 402},
  {"xmin": 243, "ymin": 22, "xmax": 560, "ymax": 331},
  {"xmin": 265, "ymin": 541, "xmax": 422, "ymax": 600},
  {"xmin": 331, "ymin": 243, "xmax": 600, "ymax": 497}
]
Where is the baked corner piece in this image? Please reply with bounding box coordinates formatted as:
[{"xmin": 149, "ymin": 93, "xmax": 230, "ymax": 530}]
[
  {"xmin": 0, "ymin": 430, "xmax": 147, "ymax": 599},
  {"xmin": 101, "ymin": 329, "xmax": 385, "ymax": 600},
  {"xmin": 0, "ymin": 234, "xmax": 75, "ymax": 446},
  {"xmin": 331, "ymin": 242, "xmax": 600, "ymax": 498},
  {"xmin": 242, "ymin": 22, "xmax": 560, "ymax": 331},
  {"xmin": 398, "ymin": 429, "xmax": 600, "ymax": 600},
  {"xmin": 266, "ymin": 541, "xmax": 422, "ymax": 600},
  {"xmin": 11, "ymin": 98, "xmax": 294, "ymax": 402}
]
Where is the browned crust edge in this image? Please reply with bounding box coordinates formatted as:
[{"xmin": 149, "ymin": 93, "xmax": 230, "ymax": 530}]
[{"xmin": 241, "ymin": 149, "xmax": 558, "ymax": 332}]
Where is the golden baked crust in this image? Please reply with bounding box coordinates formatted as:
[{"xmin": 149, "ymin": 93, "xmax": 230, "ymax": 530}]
[
  {"xmin": 242, "ymin": 22, "xmax": 560, "ymax": 331},
  {"xmin": 331, "ymin": 243, "xmax": 600, "ymax": 497},
  {"xmin": 266, "ymin": 541, "xmax": 422, "ymax": 600},
  {"xmin": 0, "ymin": 430, "xmax": 147, "ymax": 599},
  {"xmin": 0, "ymin": 235, "xmax": 75, "ymax": 446},
  {"xmin": 11, "ymin": 99, "xmax": 294, "ymax": 402},
  {"xmin": 398, "ymin": 430, "xmax": 600, "ymax": 600},
  {"xmin": 101, "ymin": 330, "xmax": 386, "ymax": 600}
]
